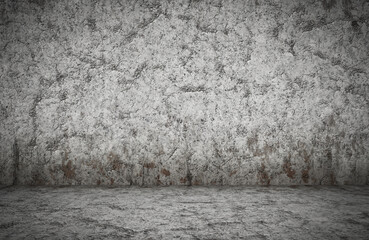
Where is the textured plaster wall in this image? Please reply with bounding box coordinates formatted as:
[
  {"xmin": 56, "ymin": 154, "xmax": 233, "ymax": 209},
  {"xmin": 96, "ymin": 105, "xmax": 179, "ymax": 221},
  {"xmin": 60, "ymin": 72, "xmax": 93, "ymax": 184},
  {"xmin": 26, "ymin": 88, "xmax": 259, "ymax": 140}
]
[{"xmin": 0, "ymin": 0, "xmax": 368, "ymax": 186}]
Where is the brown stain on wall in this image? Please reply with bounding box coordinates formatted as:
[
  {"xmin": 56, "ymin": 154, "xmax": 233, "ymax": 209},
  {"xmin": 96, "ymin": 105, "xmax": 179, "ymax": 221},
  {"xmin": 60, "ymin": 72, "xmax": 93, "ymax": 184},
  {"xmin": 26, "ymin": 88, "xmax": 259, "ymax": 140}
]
[
  {"xmin": 161, "ymin": 168, "xmax": 170, "ymax": 176},
  {"xmin": 283, "ymin": 161, "xmax": 296, "ymax": 179},
  {"xmin": 108, "ymin": 152, "xmax": 122, "ymax": 171},
  {"xmin": 144, "ymin": 162, "xmax": 155, "ymax": 169},
  {"xmin": 301, "ymin": 167, "xmax": 310, "ymax": 183},
  {"xmin": 61, "ymin": 160, "xmax": 76, "ymax": 180},
  {"xmin": 193, "ymin": 179, "xmax": 201, "ymax": 186},
  {"xmin": 85, "ymin": 158, "xmax": 106, "ymax": 177},
  {"xmin": 229, "ymin": 170, "xmax": 237, "ymax": 177},
  {"xmin": 301, "ymin": 148, "xmax": 311, "ymax": 183},
  {"xmin": 258, "ymin": 163, "xmax": 270, "ymax": 185},
  {"xmin": 32, "ymin": 172, "xmax": 45, "ymax": 185},
  {"xmin": 180, "ymin": 177, "xmax": 187, "ymax": 184},
  {"xmin": 156, "ymin": 175, "xmax": 162, "ymax": 185}
]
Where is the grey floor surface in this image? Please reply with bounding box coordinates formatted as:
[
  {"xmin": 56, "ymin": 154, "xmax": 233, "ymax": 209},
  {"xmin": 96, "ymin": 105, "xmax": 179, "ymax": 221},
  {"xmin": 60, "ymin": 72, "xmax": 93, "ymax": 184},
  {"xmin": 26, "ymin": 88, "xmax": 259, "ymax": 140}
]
[{"xmin": 1, "ymin": 185, "xmax": 369, "ymax": 239}]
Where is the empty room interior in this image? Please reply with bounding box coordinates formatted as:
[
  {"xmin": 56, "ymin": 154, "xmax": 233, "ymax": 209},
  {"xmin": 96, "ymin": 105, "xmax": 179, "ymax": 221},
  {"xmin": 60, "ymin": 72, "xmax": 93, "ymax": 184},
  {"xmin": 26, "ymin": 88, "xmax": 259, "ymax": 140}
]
[{"xmin": 1, "ymin": 0, "xmax": 369, "ymax": 239}]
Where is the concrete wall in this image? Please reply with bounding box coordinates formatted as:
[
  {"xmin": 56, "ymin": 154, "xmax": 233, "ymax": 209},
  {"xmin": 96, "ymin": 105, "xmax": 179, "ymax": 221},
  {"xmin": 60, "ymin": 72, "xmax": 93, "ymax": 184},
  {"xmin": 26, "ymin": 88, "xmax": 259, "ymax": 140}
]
[{"xmin": 1, "ymin": 0, "xmax": 368, "ymax": 186}]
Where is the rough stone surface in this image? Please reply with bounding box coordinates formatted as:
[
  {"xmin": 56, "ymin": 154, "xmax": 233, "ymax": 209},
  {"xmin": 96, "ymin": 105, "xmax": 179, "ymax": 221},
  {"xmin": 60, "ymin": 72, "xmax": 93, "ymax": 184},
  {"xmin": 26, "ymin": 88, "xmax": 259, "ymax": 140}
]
[
  {"xmin": 1, "ymin": 186, "xmax": 369, "ymax": 239},
  {"xmin": 0, "ymin": 0, "xmax": 369, "ymax": 185}
]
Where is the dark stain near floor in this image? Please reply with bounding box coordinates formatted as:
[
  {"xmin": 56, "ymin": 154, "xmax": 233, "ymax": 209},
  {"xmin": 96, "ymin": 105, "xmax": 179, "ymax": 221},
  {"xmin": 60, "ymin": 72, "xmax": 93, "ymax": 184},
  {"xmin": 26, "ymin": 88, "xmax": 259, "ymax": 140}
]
[
  {"xmin": 258, "ymin": 163, "xmax": 271, "ymax": 185},
  {"xmin": 155, "ymin": 175, "xmax": 162, "ymax": 185},
  {"xmin": 61, "ymin": 160, "xmax": 76, "ymax": 180},
  {"xmin": 301, "ymin": 148, "xmax": 311, "ymax": 184},
  {"xmin": 330, "ymin": 172, "xmax": 336, "ymax": 185},
  {"xmin": 301, "ymin": 167, "xmax": 310, "ymax": 184},
  {"xmin": 12, "ymin": 139, "xmax": 20, "ymax": 185},
  {"xmin": 193, "ymin": 178, "xmax": 201, "ymax": 186},
  {"xmin": 180, "ymin": 177, "xmax": 187, "ymax": 184},
  {"xmin": 107, "ymin": 152, "xmax": 122, "ymax": 171},
  {"xmin": 283, "ymin": 161, "xmax": 296, "ymax": 179},
  {"xmin": 326, "ymin": 149, "xmax": 333, "ymax": 163},
  {"xmin": 31, "ymin": 171, "xmax": 46, "ymax": 185}
]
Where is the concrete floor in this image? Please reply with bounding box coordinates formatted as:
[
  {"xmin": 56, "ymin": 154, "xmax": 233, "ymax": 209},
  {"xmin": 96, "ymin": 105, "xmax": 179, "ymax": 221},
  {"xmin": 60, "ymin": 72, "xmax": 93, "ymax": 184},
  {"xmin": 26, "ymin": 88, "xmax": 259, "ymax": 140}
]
[{"xmin": 0, "ymin": 186, "xmax": 369, "ymax": 239}]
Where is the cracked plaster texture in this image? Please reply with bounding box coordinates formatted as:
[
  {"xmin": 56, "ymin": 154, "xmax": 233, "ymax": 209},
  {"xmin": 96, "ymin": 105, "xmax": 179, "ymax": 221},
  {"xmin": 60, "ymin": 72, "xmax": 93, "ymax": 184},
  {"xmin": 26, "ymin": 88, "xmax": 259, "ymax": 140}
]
[{"xmin": 0, "ymin": 0, "xmax": 368, "ymax": 185}]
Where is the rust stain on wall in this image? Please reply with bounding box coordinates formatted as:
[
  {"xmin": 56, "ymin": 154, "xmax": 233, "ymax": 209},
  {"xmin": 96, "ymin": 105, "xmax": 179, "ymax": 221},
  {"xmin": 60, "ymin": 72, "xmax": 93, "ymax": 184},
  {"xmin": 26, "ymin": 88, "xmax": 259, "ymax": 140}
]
[
  {"xmin": 301, "ymin": 167, "xmax": 310, "ymax": 183},
  {"xmin": 283, "ymin": 161, "xmax": 296, "ymax": 179},
  {"xmin": 61, "ymin": 160, "xmax": 76, "ymax": 180},
  {"xmin": 161, "ymin": 168, "xmax": 170, "ymax": 176},
  {"xmin": 193, "ymin": 179, "xmax": 201, "ymax": 185},
  {"xmin": 229, "ymin": 170, "xmax": 237, "ymax": 177},
  {"xmin": 180, "ymin": 177, "xmax": 187, "ymax": 184},
  {"xmin": 144, "ymin": 162, "xmax": 155, "ymax": 169},
  {"xmin": 258, "ymin": 163, "xmax": 271, "ymax": 185},
  {"xmin": 155, "ymin": 175, "xmax": 162, "ymax": 185},
  {"xmin": 108, "ymin": 152, "xmax": 122, "ymax": 171}
]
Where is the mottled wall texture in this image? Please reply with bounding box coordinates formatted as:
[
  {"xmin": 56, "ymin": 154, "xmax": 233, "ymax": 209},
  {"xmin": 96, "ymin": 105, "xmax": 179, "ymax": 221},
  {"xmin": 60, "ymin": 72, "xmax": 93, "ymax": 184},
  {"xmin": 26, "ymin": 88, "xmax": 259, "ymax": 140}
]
[{"xmin": 1, "ymin": 0, "xmax": 368, "ymax": 186}]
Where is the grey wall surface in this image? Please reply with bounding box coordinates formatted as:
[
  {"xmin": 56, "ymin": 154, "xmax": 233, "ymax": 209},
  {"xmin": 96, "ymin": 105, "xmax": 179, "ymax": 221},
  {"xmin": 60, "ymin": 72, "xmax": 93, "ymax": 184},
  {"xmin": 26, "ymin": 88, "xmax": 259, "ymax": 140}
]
[{"xmin": 1, "ymin": 0, "xmax": 368, "ymax": 186}]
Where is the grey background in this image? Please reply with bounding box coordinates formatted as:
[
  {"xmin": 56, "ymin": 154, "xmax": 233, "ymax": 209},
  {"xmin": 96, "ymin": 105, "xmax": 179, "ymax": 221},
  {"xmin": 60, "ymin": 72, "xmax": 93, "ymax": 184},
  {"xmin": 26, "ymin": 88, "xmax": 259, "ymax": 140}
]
[{"xmin": 1, "ymin": 0, "xmax": 368, "ymax": 186}]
